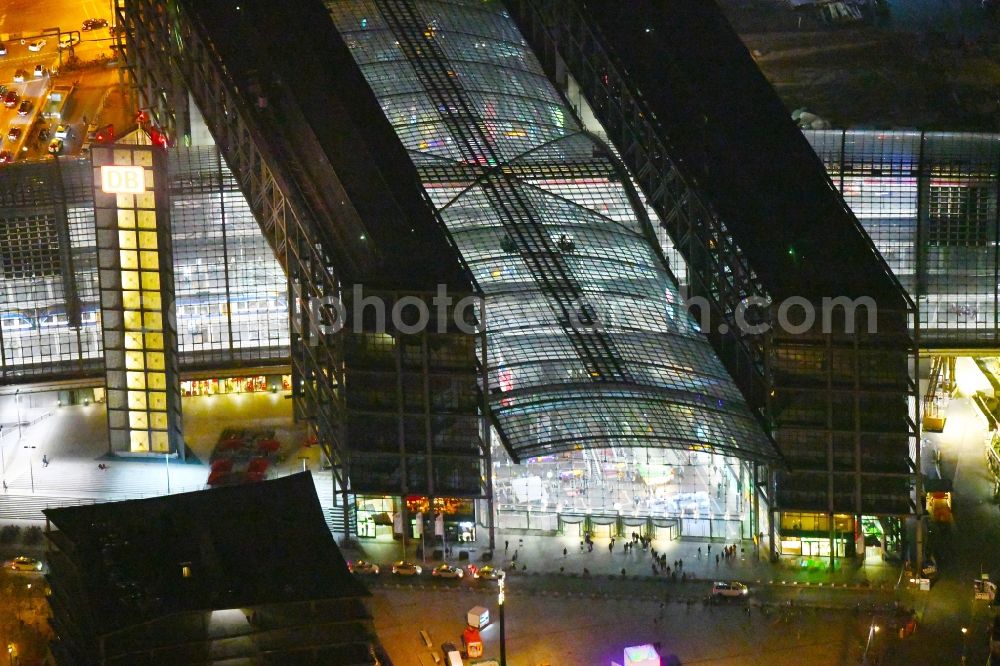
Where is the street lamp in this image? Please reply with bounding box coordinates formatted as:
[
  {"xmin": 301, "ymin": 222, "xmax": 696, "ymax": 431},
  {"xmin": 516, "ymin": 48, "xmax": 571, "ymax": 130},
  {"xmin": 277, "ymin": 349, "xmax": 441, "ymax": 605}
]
[
  {"xmin": 498, "ymin": 571, "xmax": 507, "ymax": 666},
  {"xmin": 22, "ymin": 444, "xmax": 36, "ymax": 494},
  {"xmin": 862, "ymin": 620, "xmax": 880, "ymax": 665},
  {"xmin": 961, "ymin": 626, "xmax": 968, "ymax": 664},
  {"xmin": 14, "ymin": 390, "xmax": 22, "ymax": 445},
  {"xmin": 7, "ymin": 643, "xmax": 13, "ymax": 666}
]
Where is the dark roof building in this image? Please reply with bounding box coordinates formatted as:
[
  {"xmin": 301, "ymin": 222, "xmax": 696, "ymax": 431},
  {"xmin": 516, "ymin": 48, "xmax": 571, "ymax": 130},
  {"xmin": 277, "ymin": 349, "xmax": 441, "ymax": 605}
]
[{"xmin": 44, "ymin": 473, "xmax": 388, "ymax": 665}]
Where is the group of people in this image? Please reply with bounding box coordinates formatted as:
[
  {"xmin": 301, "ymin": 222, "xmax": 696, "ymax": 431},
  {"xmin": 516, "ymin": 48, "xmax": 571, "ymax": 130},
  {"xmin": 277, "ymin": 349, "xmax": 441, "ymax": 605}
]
[{"xmin": 529, "ymin": 531, "xmax": 748, "ymax": 581}]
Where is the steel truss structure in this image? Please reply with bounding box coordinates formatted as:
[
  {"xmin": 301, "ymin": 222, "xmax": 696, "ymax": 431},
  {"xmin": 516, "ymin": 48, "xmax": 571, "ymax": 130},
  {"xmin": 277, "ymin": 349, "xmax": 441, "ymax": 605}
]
[
  {"xmin": 118, "ymin": 0, "xmax": 365, "ymax": 520},
  {"xmin": 118, "ymin": 0, "xmax": 490, "ymax": 536},
  {"xmin": 327, "ymin": 0, "xmax": 779, "ymax": 464},
  {"xmin": 505, "ymin": 0, "xmax": 919, "ymax": 559}
]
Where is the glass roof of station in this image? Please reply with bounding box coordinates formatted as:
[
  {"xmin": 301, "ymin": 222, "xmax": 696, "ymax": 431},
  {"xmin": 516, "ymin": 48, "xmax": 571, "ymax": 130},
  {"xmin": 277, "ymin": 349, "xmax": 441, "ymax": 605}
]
[{"xmin": 327, "ymin": 0, "xmax": 779, "ymax": 462}]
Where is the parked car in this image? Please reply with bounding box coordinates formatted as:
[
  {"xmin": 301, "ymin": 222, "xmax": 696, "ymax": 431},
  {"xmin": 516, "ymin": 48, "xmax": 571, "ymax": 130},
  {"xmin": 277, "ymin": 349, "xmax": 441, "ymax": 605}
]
[
  {"xmin": 0, "ymin": 43, "xmax": 7, "ymax": 56},
  {"xmin": 3, "ymin": 91, "xmax": 19, "ymax": 108},
  {"xmin": 12, "ymin": 69, "xmax": 26, "ymax": 83},
  {"xmin": 33, "ymin": 64, "xmax": 45, "ymax": 77},
  {"xmin": 54, "ymin": 124, "xmax": 70, "ymax": 139},
  {"xmin": 58, "ymin": 35, "xmax": 80, "ymax": 50},
  {"xmin": 17, "ymin": 100, "xmax": 32, "ymax": 116},
  {"xmin": 711, "ymin": 581, "xmax": 749, "ymax": 598},
  {"xmin": 37, "ymin": 127, "xmax": 50, "ymax": 143},
  {"xmin": 10, "ymin": 556, "xmax": 42, "ymax": 572},
  {"xmin": 431, "ymin": 563, "xmax": 464, "ymax": 579},
  {"xmin": 391, "ymin": 560, "xmax": 422, "ymax": 576},
  {"xmin": 348, "ymin": 560, "xmax": 380, "ymax": 575},
  {"xmin": 27, "ymin": 39, "xmax": 47, "ymax": 52},
  {"xmin": 0, "ymin": 151, "xmax": 12, "ymax": 164},
  {"xmin": 7, "ymin": 127, "xmax": 21, "ymax": 142},
  {"xmin": 441, "ymin": 642, "xmax": 462, "ymax": 666},
  {"xmin": 47, "ymin": 138, "xmax": 63, "ymax": 155},
  {"xmin": 82, "ymin": 18, "xmax": 109, "ymax": 31}
]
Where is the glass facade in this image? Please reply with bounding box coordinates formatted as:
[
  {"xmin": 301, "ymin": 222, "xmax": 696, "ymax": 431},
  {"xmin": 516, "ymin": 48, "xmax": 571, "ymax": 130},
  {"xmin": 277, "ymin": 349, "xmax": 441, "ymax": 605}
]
[
  {"xmin": 805, "ymin": 130, "xmax": 1000, "ymax": 347},
  {"xmin": 0, "ymin": 146, "xmax": 288, "ymax": 384},
  {"xmin": 0, "ymin": 158, "xmax": 102, "ymax": 379},
  {"xmin": 327, "ymin": 0, "xmax": 778, "ymax": 464},
  {"xmin": 343, "ymin": 290, "xmax": 486, "ymax": 498}
]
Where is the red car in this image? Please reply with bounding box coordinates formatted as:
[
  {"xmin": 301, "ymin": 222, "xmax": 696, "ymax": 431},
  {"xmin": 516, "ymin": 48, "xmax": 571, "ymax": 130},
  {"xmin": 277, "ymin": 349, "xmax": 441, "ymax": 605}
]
[
  {"xmin": 2, "ymin": 91, "xmax": 18, "ymax": 108},
  {"xmin": 7, "ymin": 127, "xmax": 21, "ymax": 142},
  {"xmin": 0, "ymin": 152, "xmax": 12, "ymax": 164}
]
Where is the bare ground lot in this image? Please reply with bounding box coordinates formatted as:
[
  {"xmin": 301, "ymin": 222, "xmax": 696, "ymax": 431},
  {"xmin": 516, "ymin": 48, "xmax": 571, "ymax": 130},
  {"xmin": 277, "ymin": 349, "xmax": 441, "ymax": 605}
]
[{"xmin": 720, "ymin": 0, "xmax": 1000, "ymax": 129}]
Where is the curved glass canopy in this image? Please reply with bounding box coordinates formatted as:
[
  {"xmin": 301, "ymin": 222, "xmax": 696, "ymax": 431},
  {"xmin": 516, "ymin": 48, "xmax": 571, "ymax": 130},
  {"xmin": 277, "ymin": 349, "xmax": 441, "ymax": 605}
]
[{"xmin": 328, "ymin": 0, "xmax": 779, "ymax": 462}]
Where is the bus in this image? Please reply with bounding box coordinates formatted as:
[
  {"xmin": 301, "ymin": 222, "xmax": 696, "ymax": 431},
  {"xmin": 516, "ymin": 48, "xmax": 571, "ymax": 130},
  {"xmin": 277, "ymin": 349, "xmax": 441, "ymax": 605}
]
[{"xmin": 43, "ymin": 84, "xmax": 75, "ymax": 122}]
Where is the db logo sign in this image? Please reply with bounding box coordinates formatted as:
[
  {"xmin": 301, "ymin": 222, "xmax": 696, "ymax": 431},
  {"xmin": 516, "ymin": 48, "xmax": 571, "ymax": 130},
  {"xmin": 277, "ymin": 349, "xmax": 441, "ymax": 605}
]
[{"xmin": 100, "ymin": 166, "xmax": 146, "ymax": 194}]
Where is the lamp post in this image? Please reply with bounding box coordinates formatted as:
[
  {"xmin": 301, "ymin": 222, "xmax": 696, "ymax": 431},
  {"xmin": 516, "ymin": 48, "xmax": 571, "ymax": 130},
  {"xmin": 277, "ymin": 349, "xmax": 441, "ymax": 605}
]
[
  {"xmin": 22, "ymin": 444, "xmax": 36, "ymax": 494},
  {"xmin": 7, "ymin": 643, "xmax": 14, "ymax": 666},
  {"xmin": 961, "ymin": 626, "xmax": 968, "ymax": 664},
  {"xmin": 498, "ymin": 571, "xmax": 507, "ymax": 666},
  {"xmin": 1, "ymin": 425, "xmax": 5, "ymax": 475},
  {"xmin": 862, "ymin": 619, "xmax": 880, "ymax": 665},
  {"xmin": 14, "ymin": 390, "xmax": 22, "ymax": 446}
]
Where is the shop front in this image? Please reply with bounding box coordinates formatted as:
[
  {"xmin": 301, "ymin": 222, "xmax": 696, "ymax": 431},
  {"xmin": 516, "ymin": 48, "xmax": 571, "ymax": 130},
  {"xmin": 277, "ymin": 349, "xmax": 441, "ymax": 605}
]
[
  {"xmin": 354, "ymin": 495, "xmax": 477, "ymax": 541},
  {"xmin": 777, "ymin": 512, "xmax": 857, "ymax": 558},
  {"xmin": 180, "ymin": 373, "xmax": 291, "ymax": 397}
]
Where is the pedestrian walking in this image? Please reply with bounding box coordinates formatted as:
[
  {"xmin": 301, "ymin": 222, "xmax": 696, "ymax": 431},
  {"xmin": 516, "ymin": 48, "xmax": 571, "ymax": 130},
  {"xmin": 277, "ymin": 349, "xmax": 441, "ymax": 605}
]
[
  {"xmin": 505, "ymin": 540, "xmax": 509, "ymax": 553},
  {"xmin": 678, "ymin": 558, "xmax": 683, "ymax": 570},
  {"xmin": 715, "ymin": 554, "xmax": 720, "ymax": 566},
  {"xmin": 42, "ymin": 454, "xmax": 49, "ymax": 467},
  {"xmin": 707, "ymin": 544, "xmax": 711, "ymax": 556},
  {"xmin": 609, "ymin": 542, "xmax": 614, "ymax": 553},
  {"xmin": 563, "ymin": 547, "xmax": 568, "ymax": 558},
  {"xmin": 512, "ymin": 549, "xmax": 518, "ymax": 563},
  {"xmin": 697, "ymin": 546, "xmax": 702, "ymax": 559},
  {"xmin": 2, "ymin": 480, "xmax": 6, "ymax": 492}
]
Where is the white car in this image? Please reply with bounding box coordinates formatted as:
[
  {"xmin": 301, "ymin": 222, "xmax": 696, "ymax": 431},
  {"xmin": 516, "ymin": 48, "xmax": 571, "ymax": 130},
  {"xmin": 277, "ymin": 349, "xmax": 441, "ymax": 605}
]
[
  {"xmin": 33, "ymin": 64, "xmax": 45, "ymax": 78},
  {"xmin": 58, "ymin": 36, "xmax": 80, "ymax": 50},
  {"xmin": 27, "ymin": 39, "xmax": 47, "ymax": 52},
  {"xmin": 391, "ymin": 560, "xmax": 422, "ymax": 576},
  {"xmin": 0, "ymin": 43, "xmax": 7, "ymax": 56},
  {"xmin": 13, "ymin": 69, "xmax": 26, "ymax": 83},
  {"xmin": 431, "ymin": 563, "xmax": 464, "ymax": 579},
  {"xmin": 54, "ymin": 124, "xmax": 70, "ymax": 139},
  {"xmin": 348, "ymin": 560, "xmax": 380, "ymax": 576},
  {"xmin": 711, "ymin": 581, "xmax": 749, "ymax": 598},
  {"xmin": 10, "ymin": 556, "xmax": 43, "ymax": 572}
]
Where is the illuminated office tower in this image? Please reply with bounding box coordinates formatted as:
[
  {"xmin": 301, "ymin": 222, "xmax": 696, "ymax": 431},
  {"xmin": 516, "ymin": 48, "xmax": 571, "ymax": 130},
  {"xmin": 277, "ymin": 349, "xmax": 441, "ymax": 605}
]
[{"xmin": 91, "ymin": 145, "xmax": 183, "ymax": 458}]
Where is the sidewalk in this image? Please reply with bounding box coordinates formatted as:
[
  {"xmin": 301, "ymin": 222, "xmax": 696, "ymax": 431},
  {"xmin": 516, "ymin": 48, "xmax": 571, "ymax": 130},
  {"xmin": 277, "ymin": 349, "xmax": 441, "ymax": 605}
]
[{"xmin": 343, "ymin": 529, "xmax": 902, "ymax": 591}]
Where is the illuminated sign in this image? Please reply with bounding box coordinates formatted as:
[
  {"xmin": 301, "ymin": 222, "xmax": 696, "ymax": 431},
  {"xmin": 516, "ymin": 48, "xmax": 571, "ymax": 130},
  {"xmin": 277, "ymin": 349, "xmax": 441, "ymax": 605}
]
[{"xmin": 100, "ymin": 165, "xmax": 146, "ymax": 194}]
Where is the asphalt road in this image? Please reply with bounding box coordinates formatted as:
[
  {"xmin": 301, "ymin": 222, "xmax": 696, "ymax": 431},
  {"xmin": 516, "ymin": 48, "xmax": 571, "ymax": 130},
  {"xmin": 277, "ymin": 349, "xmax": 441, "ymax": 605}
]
[
  {"xmin": 0, "ymin": 0, "xmax": 117, "ymax": 163},
  {"xmin": 369, "ymin": 585, "xmax": 878, "ymax": 666}
]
